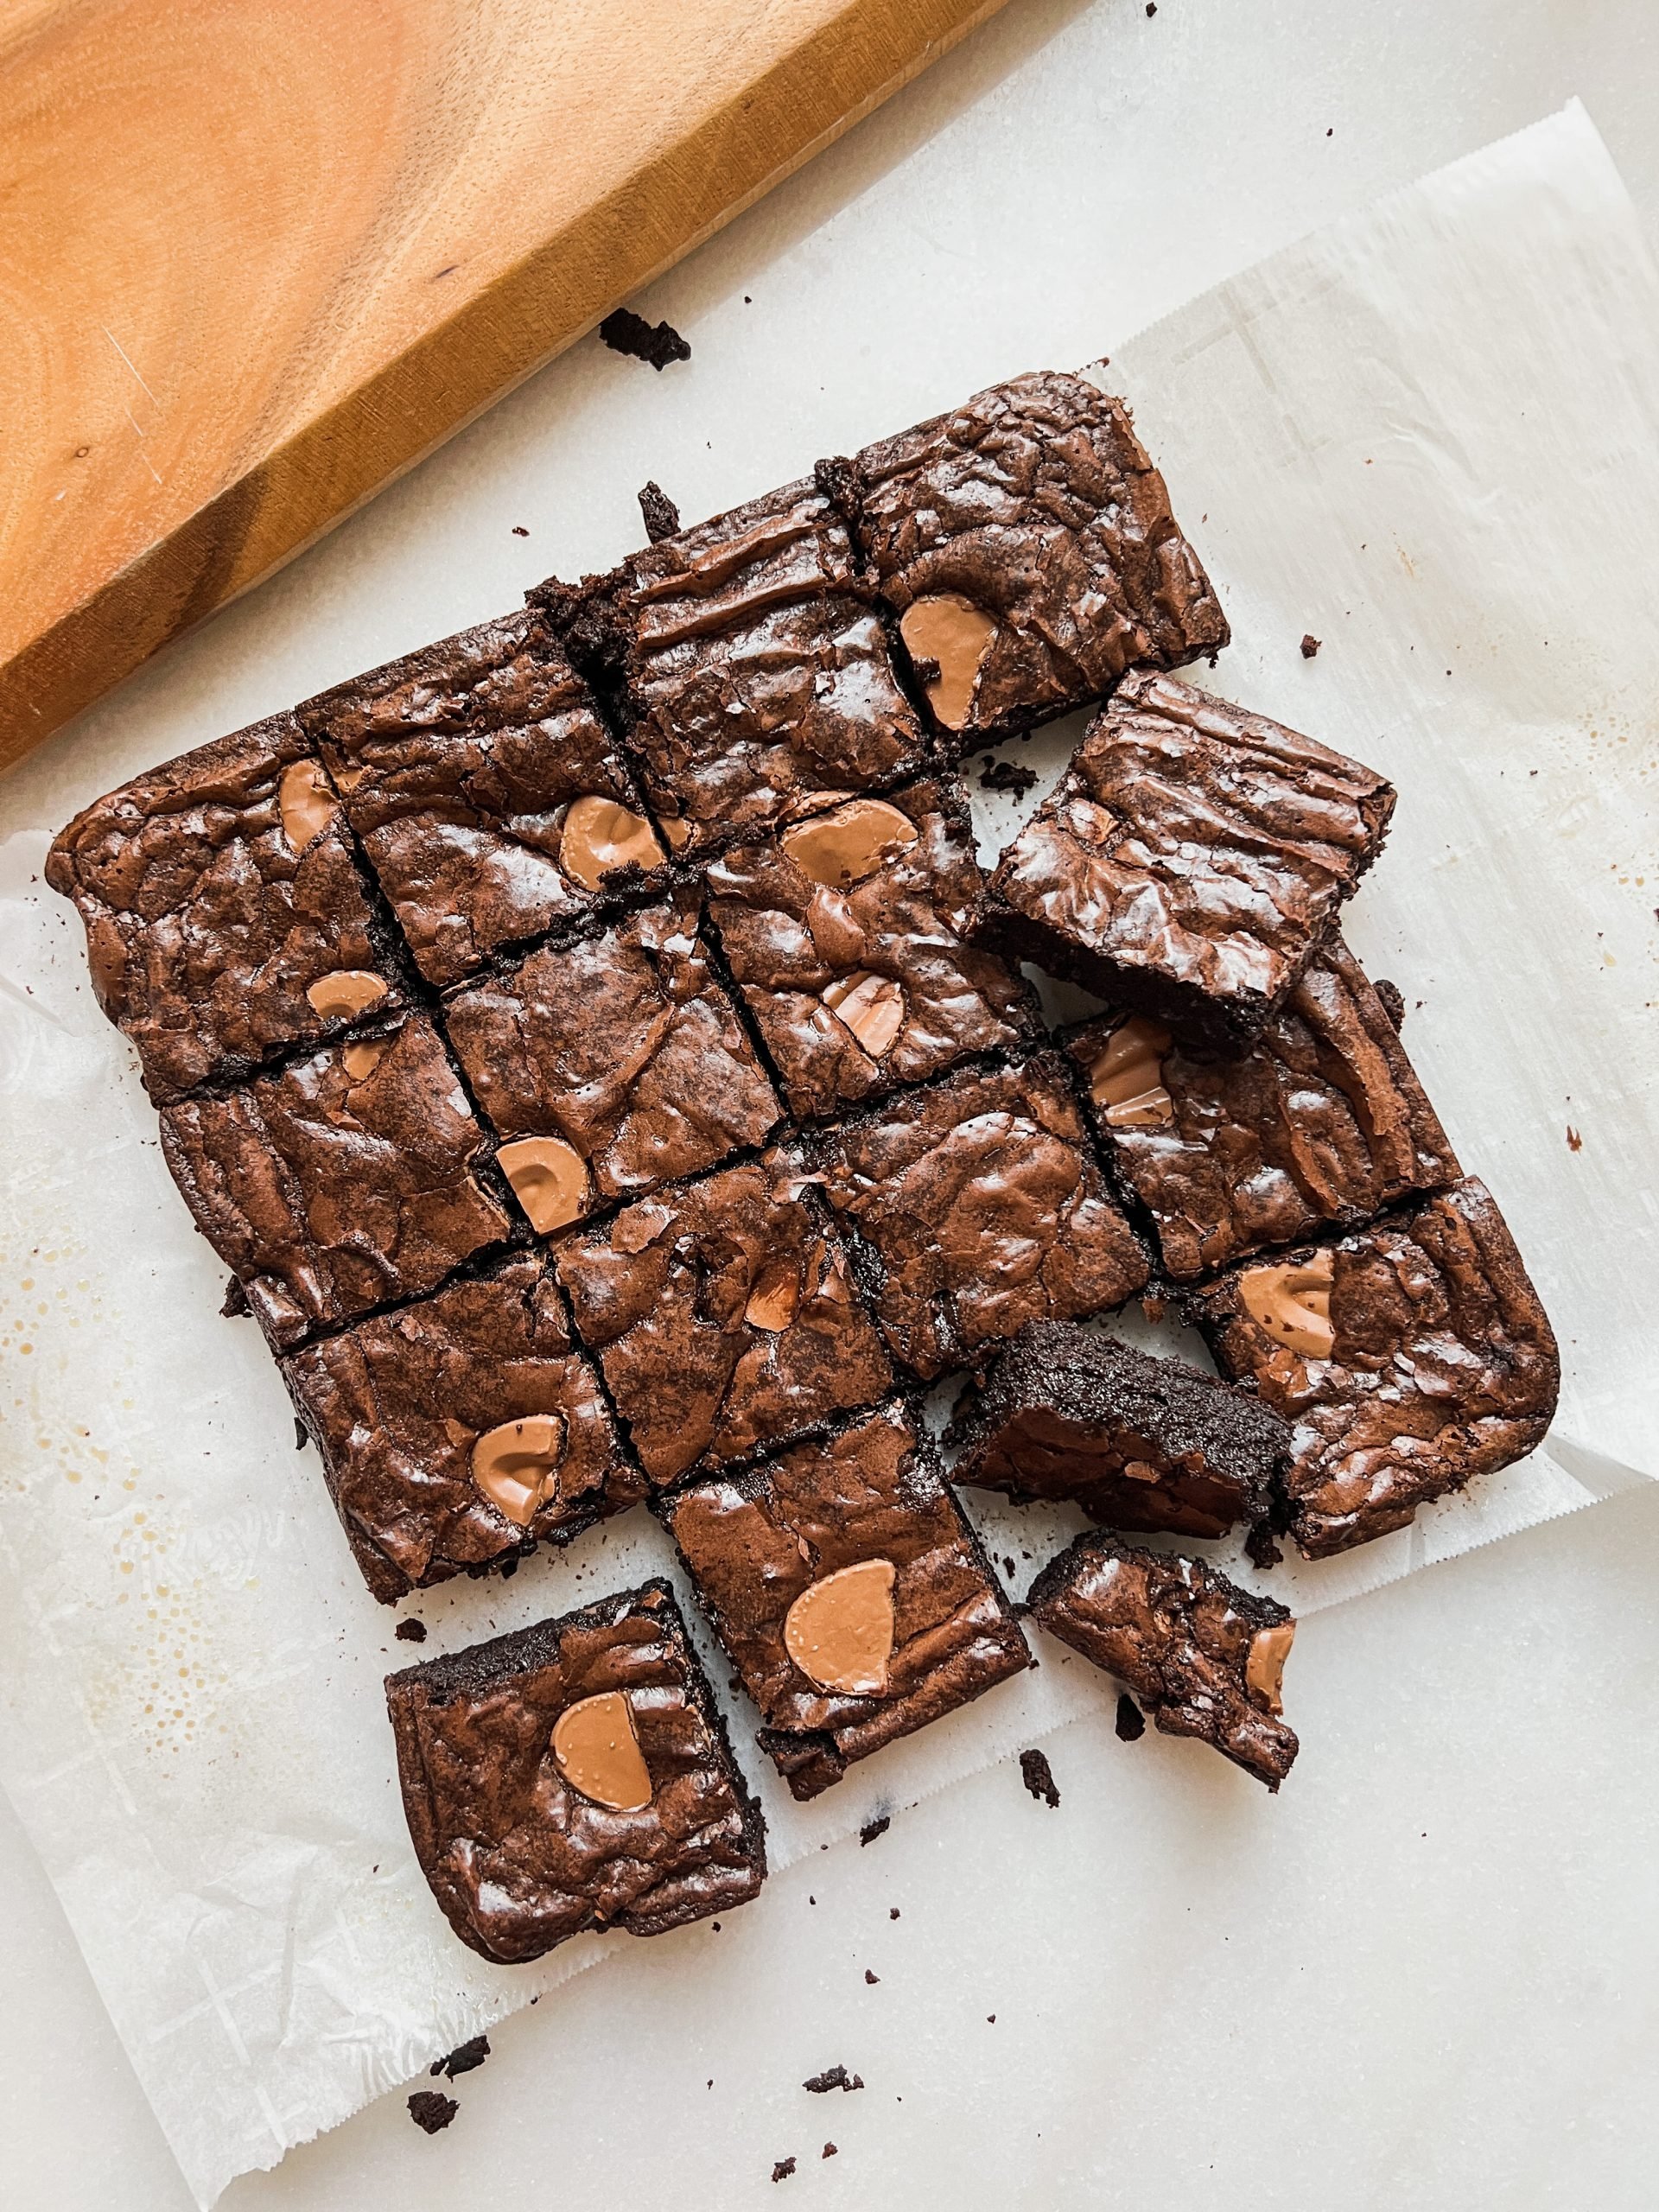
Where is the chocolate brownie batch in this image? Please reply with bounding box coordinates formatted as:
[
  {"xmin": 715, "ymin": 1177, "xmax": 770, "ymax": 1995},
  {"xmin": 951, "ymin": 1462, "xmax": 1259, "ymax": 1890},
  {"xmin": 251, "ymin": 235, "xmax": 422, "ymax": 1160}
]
[{"xmin": 49, "ymin": 371, "xmax": 1559, "ymax": 1967}]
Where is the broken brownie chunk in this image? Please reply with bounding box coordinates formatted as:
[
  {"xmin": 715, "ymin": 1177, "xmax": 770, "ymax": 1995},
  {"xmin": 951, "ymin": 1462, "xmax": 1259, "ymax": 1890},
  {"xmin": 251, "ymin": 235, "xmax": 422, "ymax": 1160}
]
[
  {"xmin": 555, "ymin": 1153, "xmax": 893, "ymax": 1483},
  {"xmin": 656, "ymin": 1402, "xmax": 1029, "ymax": 1800},
  {"xmin": 46, "ymin": 712, "xmax": 404, "ymax": 1103},
  {"xmin": 949, "ymin": 1321, "xmax": 1288, "ymax": 1540},
  {"xmin": 158, "ymin": 1014, "xmax": 512, "ymax": 1349},
  {"xmin": 300, "ymin": 609, "xmax": 665, "ymax": 988},
  {"xmin": 386, "ymin": 1580, "xmax": 766, "ymax": 1962},
  {"xmin": 1064, "ymin": 936, "xmax": 1459, "ymax": 1278},
  {"xmin": 1028, "ymin": 1533, "xmax": 1299, "ymax": 1789},
  {"xmin": 982, "ymin": 672, "xmax": 1395, "ymax": 1054},
  {"xmin": 705, "ymin": 779, "xmax": 1039, "ymax": 1121},
  {"xmin": 1187, "ymin": 1177, "xmax": 1559, "ymax": 1556},
  {"xmin": 283, "ymin": 1253, "xmax": 643, "ymax": 1604},
  {"xmin": 446, "ymin": 899, "xmax": 780, "ymax": 1229},
  {"xmin": 813, "ymin": 1054, "xmax": 1149, "ymax": 1380}
]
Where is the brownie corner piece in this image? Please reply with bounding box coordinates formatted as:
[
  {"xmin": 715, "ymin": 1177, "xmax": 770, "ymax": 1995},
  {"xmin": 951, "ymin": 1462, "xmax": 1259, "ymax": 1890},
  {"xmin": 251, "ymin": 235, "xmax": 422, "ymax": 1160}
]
[
  {"xmin": 657, "ymin": 1400, "xmax": 1028, "ymax": 1801},
  {"xmin": 1030, "ymin": 1533, "xmax": 1297, "ymax": 1789},
  {"xmin": 985, "ymin": 672, "xmax": 1395, "ymax": 1053},
  {"xmin": 949, "ymin": 1322, "xmax": 1288, "ymax": 1540},
  {"xmin": 385, "ymin": 1580, "xmax": 766, "ymax": 1962},
  {"xmin": 46, "ymin": 711, "xmax": 404, "ymax": 1101},
  {"xmin": 1188, "ymin": 1176, "xmax": 1559, "ymax": 1558}
]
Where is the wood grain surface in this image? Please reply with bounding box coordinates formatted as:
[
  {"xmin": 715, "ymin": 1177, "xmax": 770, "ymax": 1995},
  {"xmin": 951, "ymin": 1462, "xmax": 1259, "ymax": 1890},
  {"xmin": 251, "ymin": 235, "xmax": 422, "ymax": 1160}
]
[{"xmin": 0, "ymin": 0, "xmax": 1007, "ymax": 767}]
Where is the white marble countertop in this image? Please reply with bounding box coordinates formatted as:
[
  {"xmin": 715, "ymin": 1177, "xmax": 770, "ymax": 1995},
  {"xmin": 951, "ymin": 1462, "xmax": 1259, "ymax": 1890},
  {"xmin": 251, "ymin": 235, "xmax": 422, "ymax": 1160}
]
[{"xmin": 4, "ymin": 2, "xmax": 1657, "ymax": 2205}]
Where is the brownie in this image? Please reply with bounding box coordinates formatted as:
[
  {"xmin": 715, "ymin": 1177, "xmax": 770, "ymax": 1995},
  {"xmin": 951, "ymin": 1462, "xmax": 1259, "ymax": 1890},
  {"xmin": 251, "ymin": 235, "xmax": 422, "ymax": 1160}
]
[
  {"xmin": 543, "ymin": 478, "xmax": 930, "ymax": 859},
  {"xmin": 705, "ymin": 779, "xmax": 1040, "ymax": 1121},
  {"xmin": 446, "ymin": 899, "xmax": 780, "ymax": 1229},
  {"xmin": 948, "ymin": 1322, "xmax": 1288, "ymax": 1540},
  {"xmin": 555, "ymin": 1153, "xmax": 893, "ymax": 1484},
  {"xmin": 1187, "ymin": 1177, "xmax": 1560, "ymax": 1557},
  {"xmin": 656, "ymin": 1402, "xmax": 1030, "ymax": 1800},
  {"xmin": 299, "ymin": 609, "xmax": 667, "ymax": 988},
  {"xmin": 813, "ymin": 1053, "xmax": 1149, "ymax": 1380},
  {"xmin": 827, "ymin": 371, "xmax": 1228, "ymax": 747},
  {"xmin": 1028, "ymin": 1534, "xmax": 1298, "ymax": 1789},
  {"xmin": 46, "ymin": 713, "xmax": 404, "ymax": 1103},
  {"xmin": 386, "ymin": 1580, "xmax": 766, "ymax": 1962},
  {"xmin": 158, "ymin": 1014, "xmax": 512, "ymax": 1349},
  {"xmin": 981, "ymin": 672, "xmax": 1395, "ymax": 1054},
  {"xmin": 1064, "ymin": 936, "xmax": 1459, "ymax": 1279},
  {"xmin": 283, "ymin": 1253, "xmax": 644, "ymax": 1603}
]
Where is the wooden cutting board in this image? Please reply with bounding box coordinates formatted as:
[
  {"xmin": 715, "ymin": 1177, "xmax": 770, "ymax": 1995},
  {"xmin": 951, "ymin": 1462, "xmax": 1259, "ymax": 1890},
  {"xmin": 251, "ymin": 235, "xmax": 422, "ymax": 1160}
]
[{"xmin": 0, "ymin": 0, "xmax": 1007, "ymax": 767}]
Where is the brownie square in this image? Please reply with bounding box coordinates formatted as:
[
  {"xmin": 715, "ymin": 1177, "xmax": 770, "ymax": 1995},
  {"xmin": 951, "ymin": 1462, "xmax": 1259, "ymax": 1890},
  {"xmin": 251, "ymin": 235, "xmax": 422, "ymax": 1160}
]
[
  {"xmin": 828, "ymin": 370, "xmax": 1228, "ymax": 747},
  {"xmin": 1028, "ymin": 1533, "xmax": 1299, "ymax": 1789},
  {"xmin": 555, "ymin": 1153, "xmax": 893, "ymax": 1483},
  {"xmin": 299, "ymin": 609, "xmax": 666, "ymax": 988},
  {"xmin": 657, "ymin": 1402, "xmax": 1030, "ymax": 1801},
  {"xmin": 386, "ymin": 1580, "xmax": 766, "ymax": 1963},
  {"xmin": 544, "ymin": 477, "xmax": 930, "ymax": 859},
  {"xmin": 1065, "ymin": 937, "xmax": 1460, "ymax": 1279},
  {"xmin": 284, "ymin": 1253, "xmax": 644, "ymax": 1604},
  {"xmin": 1187, "ymin": 1177, "xmax": 1560, "ymax": 1557},
  {"xmin": 705, "ymin": 779, "xmax": 1040, "ymax": 1121},
  {"xmin": 813, "ymin": 1053, "xmax": 1149, "ymax": 1381},
  {"xmin": 949, "ymin": 1322, "xmax": 1288, "ymax": 1541},
  {"xmin": 446, "ymin": 899, "xmax": 780, "ymax": 1230},
  {"xmin": 158, "ymin": 1014, "xmax": 512, "ymax": 1348},
  {"xmin": 46, "ymin": 713, "xmax": 404, "ymax": 1103},
  {"xmin": 982, "ymin": 672, "xmax": 1396, "ymax": 1054}
]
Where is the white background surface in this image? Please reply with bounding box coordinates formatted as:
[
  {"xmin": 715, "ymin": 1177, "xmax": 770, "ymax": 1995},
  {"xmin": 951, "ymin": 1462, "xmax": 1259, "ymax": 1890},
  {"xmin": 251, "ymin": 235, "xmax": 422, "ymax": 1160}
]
[{"xmin": 3, "ymin": 2, "xmax": 1658, "ymax": 2206}]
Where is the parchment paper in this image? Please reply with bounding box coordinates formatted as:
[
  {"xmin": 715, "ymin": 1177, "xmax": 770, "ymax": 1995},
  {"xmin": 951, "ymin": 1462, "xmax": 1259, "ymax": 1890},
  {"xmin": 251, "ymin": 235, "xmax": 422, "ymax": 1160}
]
[{"xmin": 2, "ymin": 101, "xmax": 1656, "ymax": 2207}]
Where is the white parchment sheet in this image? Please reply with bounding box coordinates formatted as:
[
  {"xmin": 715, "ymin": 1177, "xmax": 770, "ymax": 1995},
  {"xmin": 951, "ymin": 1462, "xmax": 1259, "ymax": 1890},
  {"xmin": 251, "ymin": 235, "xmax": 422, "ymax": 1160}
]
[{"xmin": 2, "ymin": 102, "xmax": 1656, "ymax": 2207}]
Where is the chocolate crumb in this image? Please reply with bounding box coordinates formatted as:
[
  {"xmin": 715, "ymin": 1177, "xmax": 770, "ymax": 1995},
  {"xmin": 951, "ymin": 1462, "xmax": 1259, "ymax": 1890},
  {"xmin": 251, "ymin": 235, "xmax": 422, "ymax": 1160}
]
[
  {"xmin": 823, "ymin": 2142, "xmax": 839, "ymax": 2158},
  {"xmin": 1019, "ymin": 1748, "xmax": 1060, "ymax": 1808},
  {"xmin": 1244, "ymin": 1522, "xmax": 1284, "ymax": 1570},
  {"xmin": 1146, "ymin": 3, "xmax": 1156, "ymax": 13},
  {"xmin": 889, "ymin": 1907, "xmax": 899, "ymax": 1920},
  {"xmin": 860, "ymin": 1816, "xmax": 890, "ymax": 1847},
  {"xmin": 441, "ymin": 2035, "xmax": 490, "ymax": 2078},
  {"xmin": 1116, "ymin": 1694, "xmax": 1147, "ymax": 1742},
  {"xmin": 1300, "ymin": 633, "xmax": 1321, "ymax": 658},
  {"xmin": 978, "ymin": 758, "xmax": 1039, "ymax": 799},
  {"xmin": 865, "ymin": 1968, "xmax": 880, "ymax": 1985},
  {"xmin": 220, "ymin": 1275, "xmax": 249, "ymax": 1319},
  {"xmin": 772, "ymin": 2158, "xmax": 797, "ymax": 2183},
  {"xmin": 408, "ymin": 2090, "xmax": 457, "ymax": 2135},
  {"xmin": 294, "ymin": 1418, "xmax": 308, "ymax": 1451},
  {"xmin": 1141, "ymin": 1292, "xmax": 1168, "ymax": 1324},
  {"xmin": 804, "ymin": 2065, "xmax": 864, "ymax": 2094},
  {"xmin": 512, "ymin": 525, "xmax": 529, "ymax": 537},
  {"xmin": 1567, "ymin": 1125, "xmax": 1583, "ymax": 1152},
  {"xmin": 638, "ymin": 480, "xmax": 682, "ymax": 543},
  {"xmin": 1373, "ymin": 977, "xmax": 1407, "ymax": 1030},
  {"xmin": 395, "ymin": 1618, "xmax": 428, "ymax": 1643},
  {"xmin": 987, "ymin": 2015, "xmax": 996, "ymax": 2024},
  {"xmin": 599, "ymin": 308, "xmax": 690, "ymax": 371}
]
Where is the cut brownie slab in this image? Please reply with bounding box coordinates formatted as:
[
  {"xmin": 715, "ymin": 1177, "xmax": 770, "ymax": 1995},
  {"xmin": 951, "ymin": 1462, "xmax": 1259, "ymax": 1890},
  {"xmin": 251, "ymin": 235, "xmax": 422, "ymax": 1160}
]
[
  {"xmin": 543, "ymin": 478, "xmax": 930, "ymax": 859},
  {"xmin": 300, "ymin": 609, "xmax": 667, "ymax": 988},
  {"xmin": 46, "ymin": 713, "xmax": 404, "ymax": 1103},
  {"xmin": 813, "ymin": 1053, "xmax": 1149, "ymax": 1381},
  {"xmin": 949, "ymin": 1322, "xmax": 1288, "ymax": 1541},
  {"xmin": 705, "ymin": 779, "xmax": 1039, "ymax": 1121},
  {"xmin": 1187, "ymin": 1177, "xmax": 1560, "ymax": 1557},
  {"xmin": 657, "ymin": 1402, "xmax": 1030, "ymax": 1801},
  {"xmin": 555, "ymin": 1153, "xmax": 893, "ymax": 1484},
  {"xmin": 158, "ymin": 1014, "xmax": 512, "ymax": 1349},
  {"xmin": 827, "ymin": 370, "xmax": 1228, "ymax": 747},
  {"xmin": 284, "ymin": 1253, "xmax": 643, "ymax": 1604},
  {"xmin": 446, "ymin": 899, "xmax": 780, "ymax": 1230},
  {"xmin": 1029, "ymin": 1534, "xmax": 1298, "ymax": 1789},
  {"xmin": 386, "ymin": 1581, "xmax": 766, "ymax": 1963},
  {"xmin": 1065, "ymin": 937, "xmax": 1459, "ymax": 1279},
  {"xmin": 982, "ymin": 672, "xmax": 1395, "ymax": 1055}
]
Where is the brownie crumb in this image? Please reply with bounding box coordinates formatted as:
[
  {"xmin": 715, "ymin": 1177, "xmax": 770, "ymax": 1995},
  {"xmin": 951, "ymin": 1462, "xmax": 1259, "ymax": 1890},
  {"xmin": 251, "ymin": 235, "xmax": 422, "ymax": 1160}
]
[
  {"xmin": 823, "ymin": 2142, "xmax": 839, "ymax": 2158},
  {"xmin": 1373, "ymin": 977, "xmax": 1407, "ymax": 1030},
  {"xmin": 638, "ymin": 480, "xmax": 682, "ymax": 543},
  {"xmin": 512, "ymin": 525, "xmax": 529, "ymax": 537},
  {"xmin": 860, "ymin": 1816, "xmax": 890, "ymax": 1847},
  {"xmin": 804, "ymin": 2065, "xmax": 864, "ymax": 2094},
  {"xmin": 772, "ymin": 2158, "xmax": 798, "ymax": 2183},
  {"xmin": 978, "ymin": 758, "xmax": 1039, "ymax": 799},
  {"xmin": 889, "ymin": 1907, "xmax": 900, "ymax": 1920},
  {"xmin": 1146, "ymin": 2, "xmax": 1156, "ymax": 13},
  {"xmin": 220, "ymin": 1275, "xmax": 249, "ymax": 1319},
  {"xmin": 1116, "ymin": 1694, "xmax": 1147, "ymax": 1742},
  {"xmin": 441, "ymin": 2035, "xmax": 490, "ymax": 2078},
  {"xmin": 1244, "ymin": 1523, "xmax": 1284, "ymax": 1570},
  {"xmin": 395, "ymin": 1618, "xmax": 428, "ymax": 1643},
  {"xmin": 1567, "ymin": 1125, "xmax": 1583, "ymax": 1152},
  {"xmin": 1019, "ymin": 1748, "xmax": 1060, "ymax": 1808},
  {"xmin": 1300, "ymin": 633, "xmax": 1321, "ymax": 658},
  {"xmin": 600, "ymin": 308, "xmax": 690, "ymax": 371},
  {"xmin": 293, "ymin": 1418, "xmax": 308, "ymax": 1452},
  {"xmin": 865, "ymin": 1968, "xmax": 880, "ymax": 1985},
  {"xmin": 408, "ymin": 2089, "xmax": 457, "ymax": 2135}
]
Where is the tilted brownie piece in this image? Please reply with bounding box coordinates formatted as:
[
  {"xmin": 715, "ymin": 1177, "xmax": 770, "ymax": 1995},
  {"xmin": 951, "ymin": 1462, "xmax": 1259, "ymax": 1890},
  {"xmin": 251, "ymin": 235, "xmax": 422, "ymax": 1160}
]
[
  {"xmin": 300, "ymin": 609, "xmax": 666, "ymax": 988},
  {"xmin": 46, "ymin": 713, "xmax": 404, "ymax": 1103},
  {"xmin": 446, "ymin": 899, "xmax": 780, "ymax": 1230},
  {"xmin": 705, "ymin": 779, "xmax": 1039, "ymax": 1121},
  {"xmin": 1064, "ymin": 936, "xmax": 1459, "ymax": 1279},
  {"xmin": 1187, "ymin": 1177, "xmax": 1560, "ymax": 1557},
  {"xmin": 657, "ymin": 1402, "xmax": 1030, "ymax": 1801},
  {"xmin": 556, "ymin": 1152, "xmax": 893, "ymax": 1483},
  {"xmin": 948, "ymin": 1322, "xmax": 1288, "ymax": 1540},
  {"xmin": 982, "ymin": 672, "xmax": 1395, "ymax": 1055},
  {"xmin": 542, "ymin": 478, "xmax": 930, "ymax": 858},
  {"xmin": 827, "ymin": 370, "xmax": 1228, "ymax": 747},
  {"xmin": 813, "ymin": 1053, "xmax": 1149, "ymax": 1381},
  {"xmin": 1028, "ymin": 1534, "xmax": 1298, "ymax": 1789},
  {"xmin": 158, "ymin": 1014, "xmax": 512, "ymax": 1349},
  {"xmin": 284, "ymin": 1253, "xmax": 644, "ymax": 1604},
  {"xmin": 386, "ymin": 1580, "xmax": 766, "ymax": 1963}
]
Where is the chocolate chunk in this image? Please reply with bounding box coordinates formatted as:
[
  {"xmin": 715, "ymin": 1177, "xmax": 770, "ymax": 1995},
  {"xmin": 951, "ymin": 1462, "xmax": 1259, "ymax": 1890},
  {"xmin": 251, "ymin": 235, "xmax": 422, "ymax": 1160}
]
[
  {"xmin": 599, "ymin": 308, "xmax": 690, "ymax": 370},
  {"xmin": 1115, "ymin": 1694, "xmax": 1146, "ymax": 1742},
  {"xmin": 1019, "ymin": 1748, "xmax": 1060, "ymax": 1808},
  {"xmin": 860, "ymin": 1816, "xmax": 890, "ymax": 1846},
  {"xmin": 803, "ymin": 2065, "xmax": 864, "ymax": 2094},
  {"xmin": 408, "ymin": 2089, "xmax": 458, "ymax": 2134},
  {"xmin": 638, "ymin": 480, "xmax": 682, "ymax": 542},
  {"xmin": 441, "ymin": 2035, "xmax": 490, "ymax": 2078},
  {"xmin": 395, "ymin": 1618, "xmax": 428, "ymax": 1643}
]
